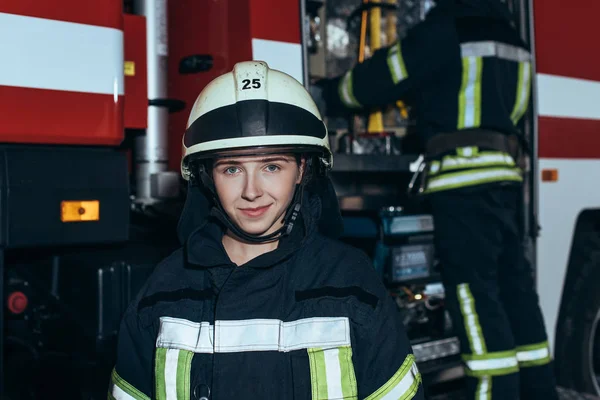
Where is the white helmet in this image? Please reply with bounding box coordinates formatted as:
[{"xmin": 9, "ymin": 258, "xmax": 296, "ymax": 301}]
[{"xmin": 181, "ymin": 61, "xmax": 333, "ymax": 181}]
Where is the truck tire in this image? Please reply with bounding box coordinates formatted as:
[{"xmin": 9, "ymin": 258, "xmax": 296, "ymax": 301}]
[{"xmin": 555, "ymin": 230, "xmax": 600, "ymax": 395}]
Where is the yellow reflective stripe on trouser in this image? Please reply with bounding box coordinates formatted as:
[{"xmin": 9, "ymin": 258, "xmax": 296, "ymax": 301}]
[
  {"xmin": 457, "ymin": 283, "xmax": 487, "ymax": 355},
  {"xmin": 308, "ymin": 346, "xmax": 358, "ymax": 399},
  {"xmin": 458, "ymin": 56, "xmax": 483, "ymax": 129},
  {"xmin": 462, "ymin": 350, "xmax": 520, "ymax": 377},
  {"xmin": 365, "ymin": 354, "xmax": 421, "ymax": 400},
  {"xmin": 387, "ymin": 42, "xmax": 408, "ymax": 84},
  {"xmin": 155, "ymin": 348, "xmax": 194, "ymax": 400},
  {"xmin": 110, "ymin": 368, "xmax": 151, "ymax": 400},
  {"xmin": 425, "ymin": 167, "xmax": 522, "ymax": 193},
  {"xmin": 516, "ymin": 341, "xmax": 552, "ymax": 368},
  {"xmin": 510, "ymin": 61, "xmax": 532, "ymax": 125},
  {"xmin": 338, "ymin": 70, "xmax": 362, "ymax": 108},
  {"xmin": 476, "ymin": 377, "xmax": 492, "ymax": 400}
]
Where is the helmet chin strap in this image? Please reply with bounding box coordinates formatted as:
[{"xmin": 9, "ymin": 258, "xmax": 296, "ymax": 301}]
[{"xmin": 198, "ymin": 165, "xmax": 305, "ymax": 244}]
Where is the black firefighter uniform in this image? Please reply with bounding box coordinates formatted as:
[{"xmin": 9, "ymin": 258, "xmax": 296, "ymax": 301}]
[
  {"xmin": 108, "ymin": 191, "xmax": 425, "ymax": 400},
  {"xmin": 320, "ymin": 10, "xmax": 558, "ymax": 400}
]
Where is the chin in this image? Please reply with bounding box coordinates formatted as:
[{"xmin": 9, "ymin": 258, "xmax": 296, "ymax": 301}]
[{"xmin": 237, "ymin": 218, "xmax": 280, "ymax": 237}]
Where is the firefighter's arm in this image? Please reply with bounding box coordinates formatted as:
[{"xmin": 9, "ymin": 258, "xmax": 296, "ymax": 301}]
[
  {"xmin": 351, "ymin": 254, "xmax": 425, "ymax": 399},
  {"xmin": 108, "ymin": 307, "xmax": 155, "ymax": 400},
  {"xmin": 321, "ymin": 16, "xmax": 458, "ymax": 116}
]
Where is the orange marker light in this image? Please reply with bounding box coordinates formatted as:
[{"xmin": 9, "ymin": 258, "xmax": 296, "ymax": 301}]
[
  {"xmin": 541, "ymin": 169, "xmax": 558, "ymax": 182},
  {"xmin": 61, "ymin": 200, "xmax": 100, "ymax": 222}
]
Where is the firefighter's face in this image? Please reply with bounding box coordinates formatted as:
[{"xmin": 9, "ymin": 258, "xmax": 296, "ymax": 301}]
[{"xmin": 212, "ymin": 153, "xmax": 304, "ymax": 237}]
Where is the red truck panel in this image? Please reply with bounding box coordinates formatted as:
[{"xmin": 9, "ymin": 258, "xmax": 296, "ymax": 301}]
[
  {"xmin": 166, "ymin": 0, "xmax": 302, "ymax": 171},
  {"xmin": 0, "ymin": 1, "xmax": 125, "ymax": 146},
  {"xmin": 124, "ymin": 14, "xmax": 148, "ymax": 130},
  {"xmin": 166, "ymin": 0, "xmax": 253, "ymax": 170},
  {"xmin": 534, "ymin": 0, "xmax": 600, "ymax": 158}
]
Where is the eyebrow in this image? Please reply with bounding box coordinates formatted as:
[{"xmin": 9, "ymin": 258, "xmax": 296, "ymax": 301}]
[{"xmin": 213, "ymin": 156, "xmax": 294, "ymax": 167}]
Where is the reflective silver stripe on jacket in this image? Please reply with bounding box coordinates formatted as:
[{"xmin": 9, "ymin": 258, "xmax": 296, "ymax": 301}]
[
  {"xmin": 460, "ymin": 41, "xmax": 531, "ymax": 62},
  {"xmin": 156, "ymin": 316, "xmax": 351, "ymax": 353}
]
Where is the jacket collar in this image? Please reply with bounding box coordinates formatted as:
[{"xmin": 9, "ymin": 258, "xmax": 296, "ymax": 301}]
[{"xmin": 184, "ymin": 199, "xmax": 314, "ymax": 269}]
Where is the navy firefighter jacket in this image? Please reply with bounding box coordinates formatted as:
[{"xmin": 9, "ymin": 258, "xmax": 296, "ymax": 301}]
[{"xmin": 109, "ymin": 193, "xmax": 424, "ymax": 400}]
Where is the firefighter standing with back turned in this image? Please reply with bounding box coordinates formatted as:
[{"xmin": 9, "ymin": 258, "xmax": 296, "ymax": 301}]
[{"xmin": 317, "ymin": 0, "xmax": 559, "ymax": 399}]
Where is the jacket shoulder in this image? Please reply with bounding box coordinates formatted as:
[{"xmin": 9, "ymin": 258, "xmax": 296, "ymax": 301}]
[
  {"xmin": 298, "ymin": 234, "xmax": 386, "ymax": 297},
  {"xmin": 124, "ymin": 248, "xmax": 189, "ymax": 312}
]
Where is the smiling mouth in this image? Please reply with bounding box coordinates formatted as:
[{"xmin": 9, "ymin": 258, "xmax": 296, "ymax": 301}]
[{"xmin": 239, "ymin": 204, "xmax": 272, "ymax": 217}]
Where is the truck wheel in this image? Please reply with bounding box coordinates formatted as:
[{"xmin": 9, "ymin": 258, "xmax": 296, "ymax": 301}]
[{"xmin": 556, "ymin": 230, "xmax": 600, "ymax": 395}]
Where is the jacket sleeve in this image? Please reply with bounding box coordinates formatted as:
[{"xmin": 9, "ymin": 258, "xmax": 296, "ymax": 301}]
[
  {"xmin": 352, "ymin": 257, "xmax": 425, "ymax": 399},
  {"xmin": 108, "ymin": 305, "xmax": 156, "ymax": 400},
  {"xmin": 322, "ymin": 16, "xmax": 458, "ymax": 116}
]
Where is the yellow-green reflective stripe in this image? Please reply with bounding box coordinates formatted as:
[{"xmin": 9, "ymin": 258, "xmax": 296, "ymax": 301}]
[
  {"xmin": 338, "ymin": 347, "xmax": 358, "ymax": 398},
  {"xmin": 308, "ymin": 348, "xmax": 328, "ymax": 398},
  {"xmin": 176, "ymin": 350, "xmax": 193, "ymax": 400},
  {"xmin": 155, "ymin": 348, "xmax": 168, "ymax": 400},
  {"xmin": 456, "ymin": 146, "xmax": 479, "ymax": 157},
  {"xmin": 511, "ymin": 61, "xmax": 532, "ymax": 125},
  {"xmin": 156, "ymin": 348, "xmax": 191, "ymax": 400},
  {"xmin": 308, "ymin": 347, "xmax": 358, "ymax": 400},
  {"xmin": 457, "ymin": 283, "xmax": 487, "ymax": 355},
  {"xmin": 365, "ymin": 354, "xmax": 422, "ymax": 400},
  {"xmin": 338, "ymin": 71, "xmax": 361, "ymax": 108},
  {"xmin": 387, "ymin": 42, "xmax": 408, "ymax": 84},
  {"xmin": 425, "ymin": 167, "xmax": 522, "ymax": 193},
  {"xmin": 461, "ymin": 41, "xmax": 531, "ymax": 63},
  {"xmin": 516, "ymin": 341, "xmax": 552, "ymax": 367},
  {"xmin": 429, "ymin": 161, "xmax": 441, "ymax": 175},
  {"xmin": 462, "ymin": 350, "xmax": 519, "ymax": 377},
  {"xmin": 439, "ymin": 152, "xmax": 516, "ymax": 172},
  {"xmin": 458, "ymin": 57, "xmax": 483, "ymax": 129},
  {"xmin": 476, "ymin": 376, "xmax": 492, "ymax": 400},
  {"xmin": 110, "ymin": 368, "xmax": 151, "ymax": 400}
]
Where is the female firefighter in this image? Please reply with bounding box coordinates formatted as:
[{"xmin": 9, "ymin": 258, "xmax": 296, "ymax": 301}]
[{"xmin": 108, "ymin": 61, "xmax": 424, "ymax": 400}]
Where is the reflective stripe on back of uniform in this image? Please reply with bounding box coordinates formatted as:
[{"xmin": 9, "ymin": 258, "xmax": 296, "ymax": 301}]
[
  {"xmin": 436, "ymin": 151, "xmax": 516, "ymax": 173},
  {"xmin": 155, "ymin": 348, "xmax": 193, "ymax": 400},
  {"xmin": 110, "ymin": 368, "xmax": 151, "ymax": 400},
  {"xmin": 516, "ymin": 341, "xmax": 552, "ymax": 367},
  {"xmin": 156, "ymin": 316, "xmax": 352, "ymax": 353},
  {"xmin": 364, "ymin": 354, "xmax": 421, "ymax": 400},
  {"xmin": 458, "ymin": 56, "xmax": 483, "ymax": 129},
  {"xmin": 510, "ymin": 61, "xmax": 532, "ymax": 124},
  {"xmin": 425, "ymin": 167, "xmax": 522, "ymax": 193},
  {"xmin": 460, "ymin": 41, "xmax": 531, "ymax": 63},
  {"xmin": 308, "ymin": 346, "xmax": 358, "ymax": 400},
  {"xmin": 387, "ymin": 42, "xmax": 408, "ymax": 84},
  {"xmin": 338, "ymin": 70, "xmax": 362, "ymax": 108}
]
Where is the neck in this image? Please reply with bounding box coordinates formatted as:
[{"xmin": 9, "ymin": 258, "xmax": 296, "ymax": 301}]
[{"xmin": 221, "ymin": 231, "xmax": 280, "ymax": 266}]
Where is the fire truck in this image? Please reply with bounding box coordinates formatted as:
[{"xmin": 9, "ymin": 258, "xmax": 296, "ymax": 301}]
[{"xmin": 1, "ymin": 0, "xmax": 599, "ymax": 398}]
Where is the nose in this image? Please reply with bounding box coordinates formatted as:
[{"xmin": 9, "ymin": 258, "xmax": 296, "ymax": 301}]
[{"xmin": 241, "ymin": 171, "xmax": 263, "ymax": 201}]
